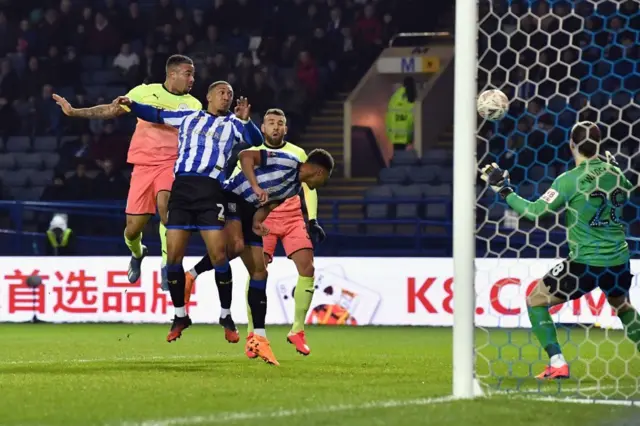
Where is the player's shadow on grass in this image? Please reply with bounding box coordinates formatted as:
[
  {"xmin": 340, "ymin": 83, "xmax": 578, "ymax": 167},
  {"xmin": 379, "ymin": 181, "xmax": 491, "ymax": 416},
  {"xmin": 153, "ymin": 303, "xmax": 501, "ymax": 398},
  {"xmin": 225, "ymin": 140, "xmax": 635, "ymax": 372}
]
[{"xmin": 0, "ymin": 360, "xmax": 240, "ymax": 375}]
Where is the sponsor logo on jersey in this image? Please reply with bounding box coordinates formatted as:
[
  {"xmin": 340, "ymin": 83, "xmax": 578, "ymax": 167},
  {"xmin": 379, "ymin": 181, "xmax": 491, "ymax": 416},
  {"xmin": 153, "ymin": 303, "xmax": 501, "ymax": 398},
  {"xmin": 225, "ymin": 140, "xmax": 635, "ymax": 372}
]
[{"xmin": 541, "ymin": 189, "xmax": 559, "ymax": 204}]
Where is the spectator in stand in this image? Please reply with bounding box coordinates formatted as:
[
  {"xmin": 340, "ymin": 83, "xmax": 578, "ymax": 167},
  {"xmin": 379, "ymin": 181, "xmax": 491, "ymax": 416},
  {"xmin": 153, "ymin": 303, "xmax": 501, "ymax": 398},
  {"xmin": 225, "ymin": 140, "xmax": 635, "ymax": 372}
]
[
  {"xmin": 172, "ymin": 8, "xmax": 191, "ymax": 39},
  {"xmin": 58, "ymin": 132, "xmax": 93, "ymax": 172},
  {"xmin": 209, "ymin": 53, "xmax": 230, "ymax": 82},
  {"xmin": 123, "ymin": 2, "xmax": 147, "ymax": 43},
  {"xmin": 91, "ymin": 122, "xmax": 129, "ymax": 169},
  {"xmin": 24, "ymin": 57, "xmax": 46, "ymax": 99},
  {"xmin": 296, "ymin": 51, "xmax": 319, "ymax": 99},
  {"xmin": 65, "ymin": 162, "xmax": 93, "ymax": 200},
  {"xmin": 35, "ymin": 84, "xmax": 62, "ymax": 136},
  {"xmin": 193, "ymin": 25, "xmax": 225, "ymax": 57},
  {"xmin": 139, "ymin": 46, "xmax": 163, "ymax": 84},
  {"xmin": 190, "ymin": 8, "xmax": 207, "ymax": 40},
  {"xmin": 16, "ymin": 20, "xmax": 37, "ymax": 58},
  {"xmin": 103, "ymin": 0, "xmax": 125, "ymax": 30},
  {"xmin": 153, "ymin": 0, "xmax": 175, "ymax": 29},
  {"xmin": 279, "ymin": 35, "xmax": 302, "ymax": 67},
  {"xmin": 0, "ymin": 12, "xmax": 12, "ymax": 57},
  {"xmin": 86, "ymin": 12, "xmax": 121, "ymax": 56},
  {"xmin": 60, "ymin": 47, "xmax": 81, "ymax": 89},
  {"xmin": 41, "ymin": 174, "xmax": 70, "ymax": 202},
  {"xmin": 45, "ymin": 46, "xmax": 63, "ymax": 87},
  {"xmin": 93, "ymin": 158, "xmax": 128, "ymax": 201},
  {"xmin": 246, "ymin": 71, "xmax": 275, "ymax": 115},
  {"xmin": 0, "ymin": 59, "xmax": 20, "ymax": 103},
  {"xmin": 309, "ymin": 28, "xmax": 330, "ymax": 64},
  {"xmin": 354, "ymin": 4, "xmax": 383, "ymax": 63},
  {"xmin": 39, "ymin": 8, "xmax": 64, "ymax": 54},
  {"xmin": 113, "ymin": 43, "xmax": 140, "ymax": 86},
  {"xmin": 236, "ymin": 54, "xmax": 254, "ymax": 90},
  {"xmin": 207, "ymin": 0, "xmax": 233, "ymax": 33}
]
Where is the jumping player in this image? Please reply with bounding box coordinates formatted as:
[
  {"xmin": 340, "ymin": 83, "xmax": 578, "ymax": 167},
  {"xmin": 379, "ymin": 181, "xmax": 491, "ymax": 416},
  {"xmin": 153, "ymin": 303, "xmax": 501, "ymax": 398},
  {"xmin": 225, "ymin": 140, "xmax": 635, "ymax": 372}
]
[
  {"xmin": 224, "ymin": 147, "xmax": 335, "ymax": 365},
  {"xmin": 116, "ymin": 82, "xmax": 263, "ymax": 342},
  {"xmin": 185, "ymin": 109, "xmax": 326, "ymax": 356},
  {"xmin": 480, "ymin": 121, "xmax": 639, "ymax": 380},
  {"xmin": 52, "ymin": 55, "xmax": 200, "ymax": 289}
]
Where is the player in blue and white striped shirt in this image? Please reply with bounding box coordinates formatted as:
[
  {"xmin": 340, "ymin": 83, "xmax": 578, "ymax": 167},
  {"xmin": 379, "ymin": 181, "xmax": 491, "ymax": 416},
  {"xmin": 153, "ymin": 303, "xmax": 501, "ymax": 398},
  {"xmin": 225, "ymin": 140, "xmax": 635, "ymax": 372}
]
[
  {"xmin": 221, "ymin": 147, "xmax": 334, "ymax": 365},
  {"xmin": 118, "ymin": 81, "xmax": 264, "ymax": 342}
]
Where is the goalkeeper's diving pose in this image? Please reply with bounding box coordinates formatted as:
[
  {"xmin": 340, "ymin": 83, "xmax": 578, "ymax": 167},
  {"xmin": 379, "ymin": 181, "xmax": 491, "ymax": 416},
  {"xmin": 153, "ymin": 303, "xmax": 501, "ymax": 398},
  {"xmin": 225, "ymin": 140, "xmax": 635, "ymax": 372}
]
[{"xmin": 480, "ymin": 121, "xmax": 638, "ymax": 380}]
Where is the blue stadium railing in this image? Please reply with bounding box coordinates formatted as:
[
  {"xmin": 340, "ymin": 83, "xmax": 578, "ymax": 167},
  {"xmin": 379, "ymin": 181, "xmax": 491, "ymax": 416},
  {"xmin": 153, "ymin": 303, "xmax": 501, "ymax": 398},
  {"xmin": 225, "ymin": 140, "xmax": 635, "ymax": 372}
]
[{"xmin": 0, "ymin": 200, "xmax": 637, "ymax": 257}]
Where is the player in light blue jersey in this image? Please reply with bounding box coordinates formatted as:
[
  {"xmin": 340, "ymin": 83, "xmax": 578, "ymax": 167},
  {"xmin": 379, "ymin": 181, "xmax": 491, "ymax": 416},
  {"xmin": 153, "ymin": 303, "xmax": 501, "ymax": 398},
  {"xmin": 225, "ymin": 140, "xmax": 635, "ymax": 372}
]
[
  {"xmin": 117, "ymin": 81, "xmax": 264, "ymax": 342},
  {"xmin": 221, "ymin": 148, "xmax": 334, "ymax": 365}
]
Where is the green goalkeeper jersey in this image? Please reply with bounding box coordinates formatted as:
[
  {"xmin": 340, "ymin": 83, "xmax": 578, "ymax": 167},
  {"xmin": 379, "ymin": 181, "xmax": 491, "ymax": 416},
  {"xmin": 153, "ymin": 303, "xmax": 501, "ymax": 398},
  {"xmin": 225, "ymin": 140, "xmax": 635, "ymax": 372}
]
[{"xmin": 505, "ymin": 158, "xmax": 634, "ymax": 267}]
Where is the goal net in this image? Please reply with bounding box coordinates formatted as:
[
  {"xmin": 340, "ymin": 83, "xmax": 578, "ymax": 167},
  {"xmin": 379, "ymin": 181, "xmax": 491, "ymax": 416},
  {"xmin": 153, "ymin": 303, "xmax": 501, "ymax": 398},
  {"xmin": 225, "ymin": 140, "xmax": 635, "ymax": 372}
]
[{"xmin": 473, "ymin": 0, "xmax": 640, "ymax": 403}]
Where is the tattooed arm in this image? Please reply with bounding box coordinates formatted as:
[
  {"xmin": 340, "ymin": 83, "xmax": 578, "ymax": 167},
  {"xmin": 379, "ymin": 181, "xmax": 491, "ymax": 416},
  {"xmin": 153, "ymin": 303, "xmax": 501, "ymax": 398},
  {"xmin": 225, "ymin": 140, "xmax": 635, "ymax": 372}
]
[{"xmin": 52, "ymin": 94, "xmax": 127, "ymax": 119}]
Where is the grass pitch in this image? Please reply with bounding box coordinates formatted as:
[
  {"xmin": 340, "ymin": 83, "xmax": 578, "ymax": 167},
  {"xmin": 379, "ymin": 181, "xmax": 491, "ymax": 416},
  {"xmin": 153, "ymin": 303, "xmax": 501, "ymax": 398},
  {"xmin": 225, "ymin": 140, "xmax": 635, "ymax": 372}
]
[{"xmin": 1, "ymin": 324, "xmax": 639, "ymax": 425}]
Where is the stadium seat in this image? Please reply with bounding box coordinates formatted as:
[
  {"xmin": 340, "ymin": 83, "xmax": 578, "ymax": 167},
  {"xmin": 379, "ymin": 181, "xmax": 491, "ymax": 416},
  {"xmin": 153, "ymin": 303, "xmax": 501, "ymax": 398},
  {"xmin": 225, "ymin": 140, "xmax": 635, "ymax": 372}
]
[
  {"xmin": 408, "ymin": 166, "xmax": 436, "ymax": 184},
  {"xmin": 6, "ymin": 137, "xmax": 31, "ymax": 153},
  {"xmin": 421, "ymin": 149, "xmax": 451, "ymax": 165},
  {"xmin": 379, "ymin": 167, "xmax": 409, "ymax": 185},
  {"xmin": 0, "ymin": 153, "xmax": 16, "ymax": 169},
  {"xmin": 390, "ymin": 150, "xmax": 419, "ymax": 167},
  {"xmin": 42, "ymin": 153, "xmax": 60, "ymax": 169},
  {"xmin": 364, "ymin": 185, "xmax": 393, "ymax": 219},
  {"xmin": 81, "ymin": 55, "xmax": 103, "ymax": 70},
  {"xmin": 438, "ymin": 166, "xmax": 453, "ymax": 183},
  {"xmin": 15, "ymin": 153, "xmax": 44, "ymax": 170},
  {"xmin": 392, "ymin": 185, "xmax": 422, "ymax": 218},
  {"xmin": 3, "ymin": 169, "xmax": 29, "ymax": 187},
  {"xmin": 19, "ymin": 186, "xmax": 44, "ymax": 201},
  {"xmin": 424, "ymin": 203, "xmax": 448, "ymax": 220},
  {"xmin": 30, "ymin": 170, "xmax": 54, "ymax": 186},
  {"xmin": 34, "ymin": 137, "xmax": 58, "ymax": 152},
  {"xmin": 421, "ymin": 184, "xmax": 450, "ymax": 198}
]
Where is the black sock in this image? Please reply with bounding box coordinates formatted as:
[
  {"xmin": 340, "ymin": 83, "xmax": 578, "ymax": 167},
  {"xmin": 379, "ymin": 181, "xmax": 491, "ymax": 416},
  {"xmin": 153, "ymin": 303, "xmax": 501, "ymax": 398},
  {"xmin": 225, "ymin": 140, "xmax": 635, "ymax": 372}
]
[
  {"xmin": 248, "ymin": 280, "xmax": 267, "ymax": 329},
  {"xmin": 214, "ymin": 260, "xmax": 233, "ymax": 310},
  {"xmin": 194, "ymin": 255, "xmax": 214, "ymax": 275},
  {"xmin": 167, "ymin": 263, "xmax": 186, "ymax": 309}
]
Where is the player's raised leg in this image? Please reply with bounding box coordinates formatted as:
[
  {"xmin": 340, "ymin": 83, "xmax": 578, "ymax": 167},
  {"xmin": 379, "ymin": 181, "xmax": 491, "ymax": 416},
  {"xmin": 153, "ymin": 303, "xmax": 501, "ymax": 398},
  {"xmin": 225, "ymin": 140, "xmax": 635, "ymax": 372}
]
[
  {"xmin": 165, "ymin": 227, "xmax": 193, "ymax": 342},
  {"xmin": 600, "ymin": 263, "xmax": 640, "ymax": 351},
  {"xmin": 124, "ymin": 165, "xmax": 158, "ymax": 282},
  {"xmin": 156, "ymin": 189, "xmax": 171, "ymax": 290},
  {"xmin": 242, "ymin": 245, "xmax": 279, "ymax": 366},
  {"xmin": 281, "ymin": 219, "xmax": 316, "ymax": 356},
  {"xmin": 527, "ymin": 260, "xmax": 581, "ymax": 380}
]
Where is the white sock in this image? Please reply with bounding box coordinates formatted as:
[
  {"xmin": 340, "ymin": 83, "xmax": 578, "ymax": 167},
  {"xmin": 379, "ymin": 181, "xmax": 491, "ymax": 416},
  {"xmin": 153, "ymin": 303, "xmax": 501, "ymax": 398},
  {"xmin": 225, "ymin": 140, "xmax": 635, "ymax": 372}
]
[
  {"xmin": 220, "ymin": 308, "xmax": 231, "ymax": 318},
  {"xmin": 175, "ymin": 306, "xmax": 186, "ymax": 318},
  {"xmin": 189, "ymin": 268, "xmax": 198, "ymax": 278},
  {"xmin": 550, "ymin": 354, "xmax": 566, "ymax": 367},
  {"xmin": 254, "ymin": 328, "xmax": 266, "ymax": 337}
]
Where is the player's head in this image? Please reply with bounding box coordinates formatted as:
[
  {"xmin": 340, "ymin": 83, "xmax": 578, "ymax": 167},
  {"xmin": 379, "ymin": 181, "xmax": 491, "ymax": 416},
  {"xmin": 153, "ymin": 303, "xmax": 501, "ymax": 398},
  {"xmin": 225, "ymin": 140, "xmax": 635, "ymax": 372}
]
[
  {"xmin": 570, "ymin": 121, "xmax": 600, "ymax": 161},
  {"xmin": 207, "ymin": 81, "xmax": 234, "ymax": 114},
  {"xmin": 165, "ymin": 54, "xmax": 195, "ymax": 94},
  {"xmin": 301, "ymin": 148, "xmax": 334, "ymax": 189},
  {"xmin": 261, "ymin": 108, "xmax": 287, "ymax": 147}
]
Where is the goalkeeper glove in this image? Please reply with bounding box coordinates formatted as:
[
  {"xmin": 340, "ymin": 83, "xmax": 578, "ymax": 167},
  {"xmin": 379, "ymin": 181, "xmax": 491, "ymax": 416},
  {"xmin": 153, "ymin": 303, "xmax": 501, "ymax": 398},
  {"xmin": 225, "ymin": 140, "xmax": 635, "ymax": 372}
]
[
  {"xmin": 480, "ymin": 162, "xmax": 514, "ymax": 199},
  {"xmin": 307, "ymin": 219, "xmax": 326, "ymax": 244}
]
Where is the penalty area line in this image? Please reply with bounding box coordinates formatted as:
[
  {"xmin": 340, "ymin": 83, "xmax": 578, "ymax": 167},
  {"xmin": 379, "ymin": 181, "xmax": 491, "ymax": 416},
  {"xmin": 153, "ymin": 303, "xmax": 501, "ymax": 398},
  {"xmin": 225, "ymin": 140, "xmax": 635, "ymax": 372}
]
[
  {"xmin": 115, "ymin": 396, "xmax": 458, "ymax": 426},
  {"xmin": 0, "ymin": 354, "xmax": 230, "ymax": 366}
]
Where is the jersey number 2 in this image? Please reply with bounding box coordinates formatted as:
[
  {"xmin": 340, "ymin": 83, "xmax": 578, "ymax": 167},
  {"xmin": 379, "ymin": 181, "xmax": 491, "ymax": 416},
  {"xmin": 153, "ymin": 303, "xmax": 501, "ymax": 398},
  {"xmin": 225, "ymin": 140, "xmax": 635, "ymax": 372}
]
[{"xmin": 589, "ymin": 189, "xmax": 626, "ymax": 227}]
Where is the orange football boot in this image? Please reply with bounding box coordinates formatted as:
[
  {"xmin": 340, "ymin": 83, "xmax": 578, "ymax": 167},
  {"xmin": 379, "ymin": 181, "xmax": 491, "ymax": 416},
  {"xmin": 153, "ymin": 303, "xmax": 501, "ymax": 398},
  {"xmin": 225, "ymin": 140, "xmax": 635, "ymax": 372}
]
[
  {"xmin": 245, "ymin": 332, "xmax": 258, "ymax": 359},
  {"xmin": 247, "ymin": 334, "xmax": 279, "ymax": 366},
  {"xmin": 287, "ymin": 331, "xmax": 311, "ymax": 356},
  {"xmin": 536, "ymin": 364, "xmax": 570, "ymax": 380},
  {"xmin": 184, "ymin": 271, "xmax": 196, "ymax": 304},
  {"xmin": 166, "ymin": 315, "xmax": 192, "ymax": 342}
]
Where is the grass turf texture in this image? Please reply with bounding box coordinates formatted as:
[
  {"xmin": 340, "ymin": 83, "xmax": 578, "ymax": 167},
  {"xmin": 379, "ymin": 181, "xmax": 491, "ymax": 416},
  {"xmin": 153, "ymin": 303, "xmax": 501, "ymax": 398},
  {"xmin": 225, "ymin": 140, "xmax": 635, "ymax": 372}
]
[{"xmin": 1, "ymin": 324, "xmax": 639, "ymax": 426}]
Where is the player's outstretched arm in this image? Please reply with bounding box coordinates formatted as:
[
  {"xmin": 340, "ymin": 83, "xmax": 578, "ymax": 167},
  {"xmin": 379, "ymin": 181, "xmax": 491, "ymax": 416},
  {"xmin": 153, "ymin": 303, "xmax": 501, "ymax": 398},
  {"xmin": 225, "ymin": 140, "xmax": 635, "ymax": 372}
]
[
  {"xmin": 252, "ymin": 201, "xmax": 284, "ymax": 236},
  {"xmin": 52, "ymin": 94, "xmax": 126, "ymax": 119},
  {"xmin": 480, "ymin": 162, "xmax": 565, "ymax": 221},
  {"xmin": 238, "ymin": 150, "xmax": 268, "ymax": 204},
  {"xmin": 232, "ymin": 97, "xmax": 264, "ymax": 147},
  {"xmin": 116, "ymin": 97, "xmax": 195, "ymax": 128}
]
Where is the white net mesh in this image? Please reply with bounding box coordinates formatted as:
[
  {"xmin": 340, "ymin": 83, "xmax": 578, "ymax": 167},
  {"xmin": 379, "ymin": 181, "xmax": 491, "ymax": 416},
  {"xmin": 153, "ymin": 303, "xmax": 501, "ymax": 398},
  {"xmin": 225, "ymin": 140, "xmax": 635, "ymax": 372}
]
[{"xmin": 474, "ymin": 0, "xmax": 640, "ymax": 401}]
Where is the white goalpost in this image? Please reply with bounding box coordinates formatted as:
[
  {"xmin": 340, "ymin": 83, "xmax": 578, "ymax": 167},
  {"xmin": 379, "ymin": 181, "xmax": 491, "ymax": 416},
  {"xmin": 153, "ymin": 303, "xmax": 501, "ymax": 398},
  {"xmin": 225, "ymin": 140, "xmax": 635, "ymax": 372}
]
[
  {"xmin": 452, "ymin": 0, "xmax": 479, "ymax": 400},
  {"xmin": 454, "ymin": 0, "xmax": 640, "ymax": 405}
]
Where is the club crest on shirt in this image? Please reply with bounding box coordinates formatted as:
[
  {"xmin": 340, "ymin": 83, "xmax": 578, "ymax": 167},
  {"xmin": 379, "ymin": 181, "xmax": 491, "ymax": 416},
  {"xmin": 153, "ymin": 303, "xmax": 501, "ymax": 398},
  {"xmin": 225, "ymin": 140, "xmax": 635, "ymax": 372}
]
[{"xmin": 178, "ymin": 103, "xmax": 189, "ymax": 110}]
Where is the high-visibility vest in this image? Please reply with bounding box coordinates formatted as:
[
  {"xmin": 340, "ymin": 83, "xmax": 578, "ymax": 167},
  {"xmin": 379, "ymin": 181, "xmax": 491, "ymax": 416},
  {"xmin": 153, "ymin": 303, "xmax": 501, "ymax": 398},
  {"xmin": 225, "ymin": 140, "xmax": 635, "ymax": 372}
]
[
  {"xmin": 385, "ymin": 87, "xmax": 415, "ymax": 145},
  {"xmin": 46, "ymin": 228, "xmax": 72, "ymax": 249}
]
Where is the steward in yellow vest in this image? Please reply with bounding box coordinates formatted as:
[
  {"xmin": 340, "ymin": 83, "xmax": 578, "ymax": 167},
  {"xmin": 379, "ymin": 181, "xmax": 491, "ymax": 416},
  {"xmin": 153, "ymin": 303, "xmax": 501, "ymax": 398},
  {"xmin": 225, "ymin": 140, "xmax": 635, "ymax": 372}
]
[{"xmin": 385, "ymin": 77, "xmax": 416, "ymax": 150}]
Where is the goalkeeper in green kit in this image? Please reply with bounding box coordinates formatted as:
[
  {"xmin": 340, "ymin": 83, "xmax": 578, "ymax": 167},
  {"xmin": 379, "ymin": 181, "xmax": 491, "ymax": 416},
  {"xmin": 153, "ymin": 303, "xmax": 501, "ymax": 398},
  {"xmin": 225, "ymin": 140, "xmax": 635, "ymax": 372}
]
[{"xmin": 480, "ymin": 121, "xmax": 638, "ymax": 380}]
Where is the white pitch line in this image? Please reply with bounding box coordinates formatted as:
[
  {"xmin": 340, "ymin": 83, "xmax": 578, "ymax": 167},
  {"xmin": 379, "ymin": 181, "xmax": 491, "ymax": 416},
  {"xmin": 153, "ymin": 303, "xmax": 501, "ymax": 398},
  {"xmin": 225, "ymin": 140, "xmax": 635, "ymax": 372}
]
[
  {"xmin": 0, "ymin": 354, "xmax": 225, "ymax": 366},
  {"xmin": 115, "ymin": 396, "xmax": 459, "ymax": 426},
  {"xmin": 493, "ymin": 384, "xmax": 638, "ymax": 395}
]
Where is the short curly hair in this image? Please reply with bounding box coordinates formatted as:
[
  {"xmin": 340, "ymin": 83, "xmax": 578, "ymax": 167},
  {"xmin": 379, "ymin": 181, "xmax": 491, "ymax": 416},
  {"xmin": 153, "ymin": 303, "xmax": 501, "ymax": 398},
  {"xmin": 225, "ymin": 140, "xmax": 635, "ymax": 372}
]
[{"xmin": 306, "ymin": 148, "xmax": 335, "ymax": 176}]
